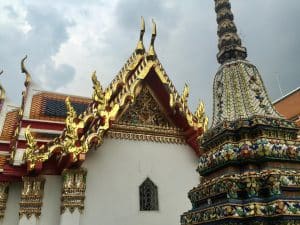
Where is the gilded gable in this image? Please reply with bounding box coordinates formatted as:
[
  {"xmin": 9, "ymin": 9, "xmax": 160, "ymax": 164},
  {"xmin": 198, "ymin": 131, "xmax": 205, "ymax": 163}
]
[
  {"xmin": 118, "ymin": 86, "xmax": 173, "ymax": 128},
  {"xmin": 108, "ymin": 86, "xmax": 185, "ymax": 144}
]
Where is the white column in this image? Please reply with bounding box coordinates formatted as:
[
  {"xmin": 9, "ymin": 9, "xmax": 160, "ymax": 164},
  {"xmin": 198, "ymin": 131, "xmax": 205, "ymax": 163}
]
[
  {"xmin": 0, "ymin": 182, "xmax": 9, "ymax": 225},
  {"xmin": 19, "ymin": 216, "xmax": 36, "ymax": 225},
  {"xmin": 59, "ymin": 210, "xmax": 80, "ymax": 225},
  {"xmin": 59, "ymin": 168, "xmax": 87, "ymax": 225},
  {"xmin": 18, "ymin": 176, "xmax": 45, "ymax": 225}
]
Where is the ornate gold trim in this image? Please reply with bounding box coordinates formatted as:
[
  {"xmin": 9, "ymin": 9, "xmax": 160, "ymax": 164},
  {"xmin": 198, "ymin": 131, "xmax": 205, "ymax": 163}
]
[
  {"xmin": 108, "ymin": 121, "xmax": 186, "ymax": 144},
  {"xmin": 19, "ymin": 176, "xmax": 45, "ymax": 219},
  {"xmin": 0, "ymin": 70, "xmax": 5, "ymax": 100},
  {"xmin": 61, "ymin": 168, "xmax": 87, "ymax": 214},
  {"xmin": 107, "ymin": 130, "xmax": 186, "ymax": 144},
  {"xmin": 0, "ymin": 182, "xmax": 9, "ymax": 219}
]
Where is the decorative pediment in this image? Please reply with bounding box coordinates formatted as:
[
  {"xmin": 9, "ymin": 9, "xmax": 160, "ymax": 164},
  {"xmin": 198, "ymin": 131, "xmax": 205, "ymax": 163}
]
[
  {"xmin": 118, "ymin": 86, "xmax": 173, "ymax": 128},
  {"xmin": 108, "ymin": 86, "xmax": 185, "ymax": 144}
]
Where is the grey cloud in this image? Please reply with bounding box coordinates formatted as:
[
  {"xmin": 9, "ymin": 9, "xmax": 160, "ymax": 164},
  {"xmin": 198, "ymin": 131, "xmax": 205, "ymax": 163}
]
[
  {"xmin": 3, "ymin": 5, "xmax": 18, "ymax": 18},
  {"xmin": 108, "ymin": 0, "xmax": 218, "ymax": 115},
  {"xmin": 0, "ymin": 0, "xmax": 299, "ymax": 120},
  {"xmin": 115, "ymin": 0, "xmax": 180, "ymax": 30},
  {"xmin": 0, "ymin": 3, "xmax": 74, "ymax": 104},
  {"xmin": 231, "ymin": 0, "xmax": 300, "ymax": 100},
  {"xmin": 36, "ymin": 63, "xmax": 75, "ymax": 89}
]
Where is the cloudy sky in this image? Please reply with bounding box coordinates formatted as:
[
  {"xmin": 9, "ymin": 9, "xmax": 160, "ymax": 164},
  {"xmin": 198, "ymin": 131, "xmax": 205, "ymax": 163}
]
[{"xmin": 0, "ymin": 0, "xmax": 299, "ymax": 119}]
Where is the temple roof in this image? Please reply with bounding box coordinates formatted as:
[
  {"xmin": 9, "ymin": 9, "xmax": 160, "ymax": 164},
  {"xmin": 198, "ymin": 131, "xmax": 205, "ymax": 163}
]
[
  {"xmin": 29, "ymin": 91, "xmax": 91, "ymax": 122},
  {"xmin": 0, "ymin": 18, "xmax": 208, "ymax": 177}
]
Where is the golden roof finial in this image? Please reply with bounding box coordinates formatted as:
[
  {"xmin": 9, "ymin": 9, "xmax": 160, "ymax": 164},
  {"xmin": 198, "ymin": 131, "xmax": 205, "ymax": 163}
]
[
  {"xmin": 141, "ymin": 16, "xmax": 145, "ymax": 33},
  {"xmin": 195, "ymin": 100, "xmax": 209, "ymax": 132},
  {"xmin": 136, "ymin": 17, "xmax": 145, "ymax": 54},
  {"xmin": 148, "ymin": 19, "xmax": 157, "ymax": 59},
  {"xmin": 21, "ymin": 55, "xmax": 31, "ymax": 87},
  {"xmin": 181, "ymin": 83, "xmax": 189, "ymax": 105},
  {"xmin": 151, "ymin": 19, "xmax": 157, "ymax": 39},
  {"xmin": 65, "ymin": 96, "xmax": 77, "ymax": 119},
  {"xmin": 91, "ymin": 71, "xmax": 105, "ymax": 110},
  {"xmin": 0, "ymin": 70, "xmax": 5, "ymax": 100},
  {"xmin": 24, "ymin": 125, "xmax": 37, "ymax": 151}
]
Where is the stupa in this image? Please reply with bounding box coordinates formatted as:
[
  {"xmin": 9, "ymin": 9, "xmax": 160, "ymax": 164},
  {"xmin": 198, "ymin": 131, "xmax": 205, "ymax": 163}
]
[{"xmin": 181, "ymin": 0, "xmax": 300, "ymax": 224}]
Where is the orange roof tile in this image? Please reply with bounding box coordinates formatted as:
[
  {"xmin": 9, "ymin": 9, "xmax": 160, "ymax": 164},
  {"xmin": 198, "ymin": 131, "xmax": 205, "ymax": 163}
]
[
  {"xmin": 30, "ymin": 92, "xmax": 92, "ymax": 122},
  {"xmin": 0, "ymin": 155, "xmax": 6, "ymax": 168},
  {"xmin": 0, "ymin": 109, "xmax": 19, "ymax": 141}
]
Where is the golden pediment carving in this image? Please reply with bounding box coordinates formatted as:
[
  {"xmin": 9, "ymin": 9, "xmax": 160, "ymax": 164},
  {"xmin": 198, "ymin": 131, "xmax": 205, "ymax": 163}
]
[{"xmin": 118, "ymin": 86, "xmax": 173, "ymax": 128}]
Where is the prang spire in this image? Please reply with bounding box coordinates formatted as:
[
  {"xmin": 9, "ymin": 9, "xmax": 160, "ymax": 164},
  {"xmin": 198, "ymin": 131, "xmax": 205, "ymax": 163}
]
[
  {"xmin": 181, "ymin": 2, "xmax": 300, "ymax": 225},
  {"xmin": 215, "ymin": 0, "xmax": 247, "ymax": 64}
]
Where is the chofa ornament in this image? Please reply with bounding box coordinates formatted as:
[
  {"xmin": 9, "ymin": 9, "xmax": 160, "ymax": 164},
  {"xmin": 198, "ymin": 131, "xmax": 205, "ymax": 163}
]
[
  {"xmin": 169, "ymin": 83, "xmax": 209, "ymax": 132},
  {"xmin": 23, "ymin": 71, "xmax": 118, "ymax": 171},
  {"xmin": 61, "ymin": 168, "xmax": 87, "ymax": 214}
]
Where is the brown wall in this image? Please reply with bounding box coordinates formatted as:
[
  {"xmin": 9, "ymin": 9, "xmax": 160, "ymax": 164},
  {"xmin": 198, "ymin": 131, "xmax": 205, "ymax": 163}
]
[{"xmin": 274, "ymin": 88, "xmax": 300, "ymax": 126}]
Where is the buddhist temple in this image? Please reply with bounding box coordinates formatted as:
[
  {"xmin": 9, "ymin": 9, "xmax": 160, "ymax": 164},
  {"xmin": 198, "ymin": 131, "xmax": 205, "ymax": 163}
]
[
  {"xmin": 0, "ymin": 18, "xmax": 208, "ymax": 225},
  {"xmin": 181, "ymin": 0, "xmax": 300, "ymax": 224},
  {"xmin": 0, "ymin": 1, "xmax": 299, "ymax": 225}
]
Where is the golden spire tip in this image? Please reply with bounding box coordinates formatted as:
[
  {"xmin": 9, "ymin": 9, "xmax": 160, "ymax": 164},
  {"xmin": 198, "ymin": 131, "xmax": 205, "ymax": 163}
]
[
  {"xmin": 136, "ymin": 17, "xmax": 146, "ymax": 53},
  {"xmin": 147, "ymin": 19, "xmax": 157, "ymax": 59},
  {"xmin": 0, "ymin": 70, "xmax": 5, "ymax": 100},
  {"xmin": 141, "ymin": 16, "xmax": 145, "ymax": 33},
  {"xmin": 21, "ymin": 55, "xmax": 31, "ymax": 87},
  {"xmin": 21, "ymin": 55, "xmax": 28, "ymax": 73},
  {"xmin": 151, "ymin": 19, "xmax": 156, "ymax": 37}
]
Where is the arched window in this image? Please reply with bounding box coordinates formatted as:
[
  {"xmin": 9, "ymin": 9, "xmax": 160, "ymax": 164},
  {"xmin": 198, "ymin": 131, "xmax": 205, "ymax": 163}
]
[{"xmin": 139, "ymin": 178, "xmax": 158, "ymax": 211}]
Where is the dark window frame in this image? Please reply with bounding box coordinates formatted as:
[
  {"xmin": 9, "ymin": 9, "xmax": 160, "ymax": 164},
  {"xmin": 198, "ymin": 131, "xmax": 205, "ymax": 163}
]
[{"xmin": 139, "ymin": 177, "xmax": 159, "ymax": 211}]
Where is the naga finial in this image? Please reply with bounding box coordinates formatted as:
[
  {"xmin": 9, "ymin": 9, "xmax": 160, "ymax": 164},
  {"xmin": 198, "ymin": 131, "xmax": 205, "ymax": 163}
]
[
  {"xmin": 148, "ymin": 19, "xmax": 157, "ymax": 59},
  {"xmin": 23, "ymin": 125, "xmax": 39, "ymax": 169},
  {"xmin": 195, "ymin": 101, "xmax": 205, "ymax": 118},
  {"xmin": 65, "ymin": 97, "xmax": 77, "ymax": 119},
  {"xmin": 21, "ymin": 55, "xmax": 31, "ymax": 87},
  {"xmin": 91, "ymin": 71, "xmax": 105, "ymax": 110},
  {"xmin": 151, "ymin": 19, "xmax": 157, "ymax": 41},
  {"xmin": 141, "ymin": 16, "xmax": 145, "ymax": 35},
  {"xmin": 24, "ymin": 125, "xmax": 37, "ymax": 150},
  {"xmin": 0, "ymin": 70, "xmax": 5, "ymax": 100},
  {"xmin": 181, "ymin": 83, "xmax": 189, "ymax": 105},
  {"xmin": 195, "ymin": 101, "xmax": 209, "ymax": 132},
  {"xmin": 136, "ymin": 17, "xmax": 145, "ymax": 54}
]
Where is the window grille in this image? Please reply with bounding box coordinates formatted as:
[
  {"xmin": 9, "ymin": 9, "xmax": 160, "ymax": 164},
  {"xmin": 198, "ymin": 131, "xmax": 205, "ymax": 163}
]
[
  {"xmin": 139, "ymin": 178, "xmax": 158, "ymax": 211},
  {"xmin": 44, "ymin": 98, "xmax": 88, "ymax": 118}
]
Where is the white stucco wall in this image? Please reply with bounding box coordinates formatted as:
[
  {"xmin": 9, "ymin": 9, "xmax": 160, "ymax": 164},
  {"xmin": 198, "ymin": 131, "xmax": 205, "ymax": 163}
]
[
  {"xmin": 80, "ymin": 138, "xmax": 199, "ymax": 225},
  {"xmin": 1, "ymin": 138, "xmax": 198, "ymax": 225},
  {"xmin": 2, "ymin": 182, "xmax": 21, "ymax": 225},
  {"xmin": 39, "ymin": 175, "xmax": 61, "ymax": 225}
]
